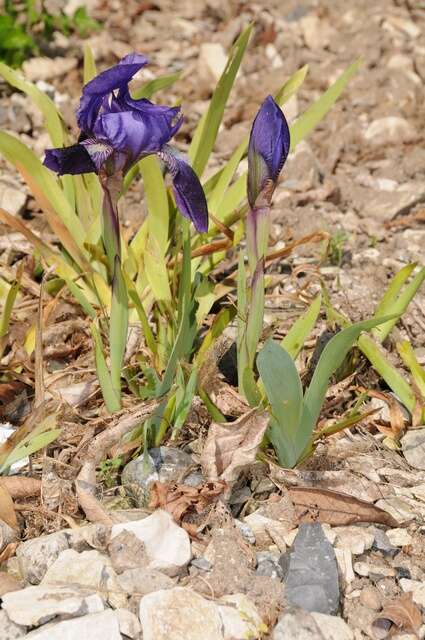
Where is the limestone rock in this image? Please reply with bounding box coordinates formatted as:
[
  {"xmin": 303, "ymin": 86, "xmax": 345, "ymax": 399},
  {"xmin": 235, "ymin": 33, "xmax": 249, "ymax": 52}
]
[
  {"xmin": 1, "ymin": 584, "xmax": 104, "ymax": 626},
  {"xmin": 117, "ymin": 567, "xmax": 175, "ymax": 597},
  {"xmin": 0, "ymin": 610, "xmax": 26, "ymax": 639},
  {"xmin": 115, "ymin": 608, "xmax": 142, "ymax": 639},
  {"xmin": 401, "ymin": 429, "xmax": 425, "ymax": 471},
  {"xmin": 0, "ymin": 179, "xmax": 27, "ymax": 216},
  {"xmin": 22, "ymin": 57, "xmax": 78, "ymax": 82},
  {"xmin": 139, "ymin": 587, "xmax": 223, "ymax": 640},
  {"xmin": 218, "ymin": 593, "xmax": 266, "ymax": 639},
  {"xmin": 23, "ymin": 610, "xmax": 121, "ymax": 640},
  {"xmin": 16, "ymin": 531, "xmax": 69, "ymax": 584},
  {"xmin": 111, "ymin": 509, "xmax": 191, "ymax": 577},
  {"xmin": 364, "ymin": 117, "xmax": 416, "ymax": 146}
]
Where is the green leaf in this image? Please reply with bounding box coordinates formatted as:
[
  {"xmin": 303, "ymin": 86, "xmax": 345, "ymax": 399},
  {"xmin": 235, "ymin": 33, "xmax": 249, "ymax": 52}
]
[
  {"xmin": 83, "ymin": 44, "xmax": 97, "ymax": 84},
  {"xmin": 372, "ymin": 265, "xmax": 425, "ymax": 343},
  {"xmin": 359, "ymin": 333, "xmax": 416, "ymax": 413},
  {"xmin": 110, "ymin": 257, "xmax": 128, "ymax": 407},
  {"xmin": 258, "ymin": 340, "xmax": 304, "ymax": 468},
  {"xmin": 172, "ymin": 367, "xmax": 198, "ymax": 438},
  {"xmin": 63, "ymin": 276, "xmax": 97, "ymax": 319},
  {"xmin": 195, "ymin": 305, "xmax": 236, "ymax": 365},
  {"xmin": 0, "ymin": 271, "xmax": 21, "ymax": 338},
  {"xmin": 132, "ymin": 72, "xmax": 181, "ymax": 100},
  {"xmin": 397, "ymin": 340, "xmax": 425, "ymax": 400},
  {"xmin": 237, "ymin": 252, "xmax": 248, "ymax": 395},
  {"xmin": 0, "ymin": 61, "xmax": 66, "ymax": 147},
  {"xmin": 299, "ymin": 316, "xmax": 395, "ymax": 456},
  {"xmin": 290, "ymin": 59, "xmax": 361, "ymax": 148},
  {"xmin": 189, "ymin": 23, "xmax": 253, "ymax": 177},
  {"xmin": 91, "ymin": 323, "xmax": 121, "ymax": 413},
  {"xmin": 282, "ymin": 294, "xmax": 321, "ymax": 359}
]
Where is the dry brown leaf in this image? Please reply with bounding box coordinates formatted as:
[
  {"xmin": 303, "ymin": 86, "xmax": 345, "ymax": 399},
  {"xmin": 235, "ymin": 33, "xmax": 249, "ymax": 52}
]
[
  {"xmin": 0, "ymin": 542, "xmax": 19, "ymax": 565},
  {"xmin": 288, "ymin": 487, "xmax": 399, "ymax": 527},
  {"xmin": 149, "ymin": 481, "xmax": 226, "ymax": 527},
  {"xmin": 201, "ymin": 409, "xmax": 269, "ymax": 485},
  {"xmin": 372, "ymin": 592, "xmax": 421, "ymax": 639},
  {"xmin": 0, "ymin": 486, "xmax": 17, "ymax": 530},
  {"xmin": 0, "ymin": 572, "xmax": 22, "ymax": 596},
  {"xmin": 366, "ymin": 389, "xmax": 406, "ymax": 439},
  {"xmin": 0, "ymin": 476, "xmax": 41, "ymax": 499}
]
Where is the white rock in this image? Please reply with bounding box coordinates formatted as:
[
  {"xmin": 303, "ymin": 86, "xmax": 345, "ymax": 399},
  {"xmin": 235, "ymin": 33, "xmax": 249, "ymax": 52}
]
[
  {"xmin": 23, "ymin": 610, "xmax": 121, "ymax": 640},
  {"xmin": 364, "ymin": 117, "xmax": 416, "ymax": 146},
  {"xmin": 22, "ymin": 57, "xmax": 78, "ymax": 82},
  {"xmin": 334, "ymin": 548, "xmax": 355, "ymax": 584},
  {"xmin": 199, "ymin": 43, "xmax": 227, "ymax": 82},
  {"xmin": 115, "ymin": 608, "xmax": 142, "ymax": 639},
  {"xmin": 311, "ymin": 612, "xmax": 354, "ymax": 640},
  {"xmin": 0, "ymin": 180, "xmax": 27, "ymax": 216},
  {"xmin": 400, "ymin": 579, "xmax": 425, "ymax": 608},
  {"xmin": 218, "ymin": 593, "xmax": 265, "ymax": 639},
  {"xmin": 41, "ymin": 548, "xmax": 126, "ymax": 609},
  {"xmin": 386, "ymin": 528, "xmax": 413, "ymax": 547},
  {"xmin": 402, "ymin": 429, "xmax": 425, "ymax": 471},
  {"xmin": 111, "ymin": 509, "xmax": 191, "ymax": 576},
  {"xmin": 117, "ymin": 567, "xmax": 175, "ymax": 597},
  {"xmin": 375, "ymin": 497, "xmax": 417, "ymax": 524},
  {"xmin": 16, "ymin": 532, "xmax": 69, "ymax": 584},
  {"xmin": 353, "ymin": 562, "xmax": 395, "ymax": 578},
  {"xmin": 243, "ymin": 513, "xmax": 274, "ymax": 547},
  {"xmin": 139, "ymin": 587, "xmax": 223, "ymax": 640},
  {"xmin": 0, "ymin": 609, "xmax": 26, "ymax": 638},
  {"xmin": 300, "ymin": 15, "xmax": 335, "ymax": 50},
  {"xmin": 333, "ymin": 526, "xmax": 375, "ymax": 555},
  {"xmin": 1, "ymin": 584, "xmax": 104, "ymax": 626}
]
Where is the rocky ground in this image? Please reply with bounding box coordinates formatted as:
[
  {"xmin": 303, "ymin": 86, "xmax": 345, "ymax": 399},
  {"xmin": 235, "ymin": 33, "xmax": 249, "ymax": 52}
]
[{"xmin": 0, "ymin": 0, "xmax": 425, "ymax": 638}]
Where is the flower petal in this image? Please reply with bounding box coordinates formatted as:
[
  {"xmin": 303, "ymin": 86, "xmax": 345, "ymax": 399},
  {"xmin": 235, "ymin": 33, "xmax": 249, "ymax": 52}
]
[
  {"xmin": 80, "ymin": 138, "xmax": 114, "ymax": 172},
  {"xmin": 247, "ymin": 95, "xmax": 290, "ymax": 208},
  {"xmin": 95, "ymin": 107, "xmax": 181, "ymax": 164},
  {"xmin": 160, "ymin": 147, "xmax": 208, "ymax": 233},
  {"xmin": 77, "ymin": 53, "xmax": 148, "ymax": 134},
  {"xmin": 43, "ymin": 144, "xmax": 96, "ymax": 175}
]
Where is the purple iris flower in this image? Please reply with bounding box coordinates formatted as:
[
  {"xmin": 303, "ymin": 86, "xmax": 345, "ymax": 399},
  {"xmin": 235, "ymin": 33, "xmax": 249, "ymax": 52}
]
[
  {"xmin": 247, "ymin": 95, "xmax": 290, "ymax": 210},
  {"xmin": 43, "ymin": 53, "xmax": 208, "ymax": 232}
]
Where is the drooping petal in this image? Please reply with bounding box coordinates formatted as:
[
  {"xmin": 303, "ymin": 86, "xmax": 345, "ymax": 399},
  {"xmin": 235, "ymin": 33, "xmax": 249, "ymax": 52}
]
[
  {"xmin": 80, "ymin": 138, "xmax": 114, "ymax": 172},
  {"xmin": 95, "ymin": 107, "xmax": 182, "ymax": 164},
  {"xmin": 77, "ymin": 53, "xmax": 148, "ymax": 134},
  {"xmin": 247, "ymin": 95, "xmax": 290, "ymax": 209},
  {"xmin": 160, "ymin": 146, "xmax": 208, "ymax": 233},
  {"xmin": 43, "ymin": 144, "xmax": 96, "ymax": 175}
]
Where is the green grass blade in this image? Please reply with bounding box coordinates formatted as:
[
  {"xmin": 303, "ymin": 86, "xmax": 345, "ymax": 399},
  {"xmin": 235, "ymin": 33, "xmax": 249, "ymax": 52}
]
[
  {"xmin": 397, "ymin": 340, "xmax": 425, "ymax": 399},
  {"xmin": 359, "ymin": 333, "xmax": 416, "ymax": 412},
  {"xmin": 282, "ymin": 294, "xmax": 321, "ymax": 359},
  {"xmin": 189, "ymin": 23, "xmax": 253, "ymax": 177},
  {"xmin": 110, "ymin": 257, "xmax": 129, "ymax": 407},
  {"xmin": 91, "ymin": 323, "xmax": 121, "ymax": 413},
  {"xmin": 195, "ymin": 306, "xmax": 236, "ymax": 365},
  {"xmin": 172, "ymin": 367, "xmax": 198, "ymax": 438},
  {"xmin": 132, "ymin": 72, "xmax": 181, "ymax": 100},
  {"xmin": 0, "ymin": 61, "xmax": 67, "ymax": 147},
  {"xmin": 62, "ymin": 277, "xmax": 97, "ymax": 319},
  {"xmin": 83, "ymin": 44, "xmax": 97, "ymax": 84},
  {"xmin": 0, "ymin": 270, "xmax": 21, "ymax": 338},
  {"xmin": 372, "ymin": 266, "xmax": 425, "ymax": 343},
  {"xmin": 125, "ymin": 277, "xmax": 158, "ymax": 358},
  {"xmin": 236, "ymin": 252, "xmax": 248, "ymax": 395}
]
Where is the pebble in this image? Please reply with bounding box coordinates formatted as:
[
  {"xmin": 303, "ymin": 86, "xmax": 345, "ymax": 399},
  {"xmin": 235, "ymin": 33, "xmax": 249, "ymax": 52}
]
[
  {"xmin": 333, "ymin": 526, "xmax": 375, "ymax": 555},
  {"xmin": 22, "ymin": 56, "xmax": 78, "ymax": 82},
  {"xmin": 199, "ymin": 43, "xmax": 227, "ymax": 82},
  {"xmin": 111, "ymin": 509, "xmax": 191, "ymax": 577},
  {"xmin": 0, "ymin": 610, "xmax": 26, "ymax": 639},
  {"xmin": 1, "ymin": 584, "xmax": 104, "ymax": 627},
  {"xmin": 364, "ymin": 117, "xmax": 416, "ymax": 146},
  {"xmin": 272, "ymin": 606, "xmax": 354, "ymax": 640},
  {"xmin": 117, "ymin": 567, "xmax": 175, "ymax": 598},
  {"xmin": 386, "ymin": 528, "xmax": 413, "ymax": 547},
  {"xmin": 218, "ymin": 593, "xmax": 265, "ymax": 639},
  {"xmin": 353, "ymin": 562, "xmax": 395, "ymax": 578},
  {"xmin": 280, "ymin": 523, "xmax": 340, "ymax": 615},
  {"xmin": 121, "ymin": 446, "xmax": 195, "ymax": 506},
  {"xmin": 234, "ymin": 519, "xmax": 256, "ymax": 545},
  {"xmin": 0, "ymin": 180, "xmax": 27, "ymax": 216},
  {"xmin": 359, "ymin": 586, "xmax": 382, "ymax": 611},
  {"xmin": 373, "ymin": 528, "xmax": 398, "ymax": 557},
  {"xmin": 401, "ymin": 430, "xmax": 425, "ymax": 471},
  {"xmin": 191, "ymin": 557, "xmax": 212, "ymax": 571},
  {"xmin": 400, "ymin": 579, "xmax": 425, "ymax": 608}
]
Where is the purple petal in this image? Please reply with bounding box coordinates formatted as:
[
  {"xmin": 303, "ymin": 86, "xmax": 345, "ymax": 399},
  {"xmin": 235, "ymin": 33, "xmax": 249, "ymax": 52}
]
[
  {"xmin": 247, "ymin": 96, "xmax": 290, "ymax": 208},
  {"xmin": 95, "ymin": 108, "xmax": 182, "ymax": 164},
  {"xmin": 43, "ymin": 144, "xmax": 96, "ymax": 175},
  {"xmin": 160, "ymin": 147, "xmax": 208, "ymax": 233},
  {"xmin": 77, "ymin": 53, "xmax": 148, "ymax": 134},
  {"xmin": 80, "ymin": 138, "xmax": 114, "ymax": 172}
]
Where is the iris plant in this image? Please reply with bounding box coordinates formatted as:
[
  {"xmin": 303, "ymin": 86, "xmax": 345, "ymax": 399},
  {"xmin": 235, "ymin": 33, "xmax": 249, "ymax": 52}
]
[{"xmin": 239, "ymin": 96, "xmax": 290, "ymax": 396}]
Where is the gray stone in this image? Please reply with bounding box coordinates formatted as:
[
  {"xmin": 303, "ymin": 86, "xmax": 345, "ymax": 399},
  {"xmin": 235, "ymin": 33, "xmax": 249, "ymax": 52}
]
[
  {"xmin": 121, "ymin": 446, "xmax": 195, "ymax": 506},
  {"xmin": 191, "ymin": 557, "xmax": 212, "ymax": 571},
  {"xmin": 256, "ymin": 559, "xmax": 284, "ymax": 581},
  {"xmin": 272, "ymin": 607, "xmax": 353, "ymax": 640},
  {"xmin": 115, "ymin": 608, "xmax": 142, "ymax": 639},
  {"xmin": 1, "ymin": 584, "xmax": 104, "ymax": 626},
  {"xmin": 0, "ymin": 610, "xmax": 26, "ymax": 639},
  {"xmin": 16, "ymin": 531, "xmax": 69, "ymax": 584},
  {"xmin": 401, "ymin": 429, "xmax": 425, "ymax": 470},
  {"xmin": 23, "ymin": 610, "xmax": 121, "ymax": 640},
  {"xmin": 373, "ymin": 528, "xmax": 398, "ymax": 556},
  {"xmin": 234, "ymin": 519, "xmax": 256, "ymax": 544},
  {"xmin": 310, "ymin": 612, "xmax": 354, "ymax": 640},
  {"xmin": 139, "ymin": 587, "xmax": 223, "ymax": 640},
  {"xmin": 117, "ymin": 567, "xmax": 175, "ymax": 597},
  {"xmin": 280, "ymin": 523, "xmax": 340, "ymax": 615}
]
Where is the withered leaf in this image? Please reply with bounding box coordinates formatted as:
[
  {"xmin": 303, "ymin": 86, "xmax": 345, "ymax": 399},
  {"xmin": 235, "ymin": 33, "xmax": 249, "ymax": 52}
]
[
  {"xmin": 149, "ymin": 480, "xmax": 226, "ymax": 527},
  {"xmin": 0, "ymin": 572, "xmax": 22, "ymax": 596},
  {"xmin": 288, "ymin": 487, "xmax": 399, "ymax": 527},
  {"xmin": 0, "ymin": 476, "xmax": 41, "ymax": 499},
  {"xmin": 372, "ymin": 592, "xmax": 422, "ymax": 639},
  {"xmin": 201, "ymin": 409, "xmax": 269, "ymax": 485},
  {"xmin": 0, "ymin": 541, "xmax": 19, "ymax": 565},
  {"xmin": 0, "ymin": 486, "xmax": 18, "ymax": 530}
]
